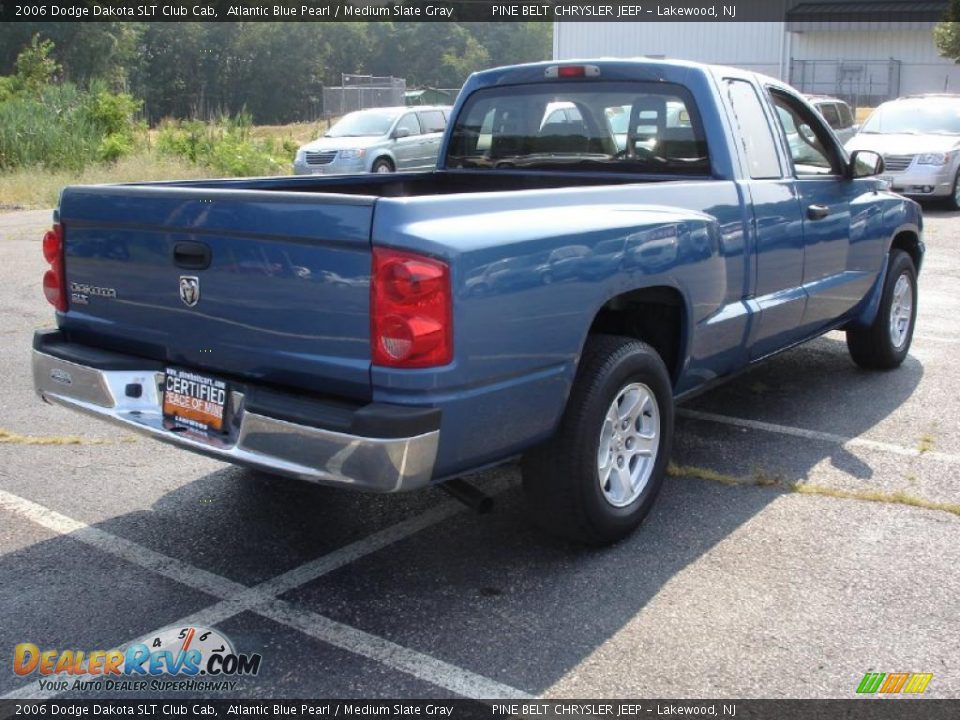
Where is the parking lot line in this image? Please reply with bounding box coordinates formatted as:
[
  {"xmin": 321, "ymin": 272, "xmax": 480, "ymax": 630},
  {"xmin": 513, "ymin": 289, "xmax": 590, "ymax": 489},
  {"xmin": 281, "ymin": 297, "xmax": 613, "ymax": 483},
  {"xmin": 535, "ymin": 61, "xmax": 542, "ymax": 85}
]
[
  {"xmin": 0, "ymin": 485, "xmax": 526, "ymax": 700},
  {"xmin": 913, "ymin": 334, "xmax": 960, "ymax": 344},
  {"xmin": 258, "ymin": 599, "xmax": 531, "ymax": 700},
  {"xmin": 677, "ymin": 408, "xmax": 960, "ymax": 465},
  {"xmin": 0, "ymin": 488, "xmax": 246, "ymax": 598}
]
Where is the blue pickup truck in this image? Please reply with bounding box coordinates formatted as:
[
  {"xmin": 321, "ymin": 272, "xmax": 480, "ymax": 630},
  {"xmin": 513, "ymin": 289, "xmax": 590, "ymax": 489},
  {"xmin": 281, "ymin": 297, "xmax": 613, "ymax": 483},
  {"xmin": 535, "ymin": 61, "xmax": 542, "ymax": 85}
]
[{"xmin": 33, "ymin": 59, "xmax": 923, "ymax": 544}]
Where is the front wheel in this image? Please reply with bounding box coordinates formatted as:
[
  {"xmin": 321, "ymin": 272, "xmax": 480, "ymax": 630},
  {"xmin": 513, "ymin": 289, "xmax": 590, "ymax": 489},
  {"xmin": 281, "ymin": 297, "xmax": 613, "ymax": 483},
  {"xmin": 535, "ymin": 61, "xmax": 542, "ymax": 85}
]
[
  {"xmin": 946, "ymin": 168, "xmax": 960, "ymax": 211},
  {"xmin": 522, "ymin": 335, "xmax": 674, "ymax": 545},
  {"xmin": 846, "ymin": 249, "xmax": 917, "ymax": 369},
  {"xmin": 371, "ymin": 158, "xmax": 394, "ymax": 174}
]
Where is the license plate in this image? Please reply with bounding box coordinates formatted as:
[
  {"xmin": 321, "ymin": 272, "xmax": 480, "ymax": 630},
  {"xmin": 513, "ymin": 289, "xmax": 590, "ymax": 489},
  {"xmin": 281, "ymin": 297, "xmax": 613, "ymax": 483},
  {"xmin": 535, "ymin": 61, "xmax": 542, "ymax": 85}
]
[
  {"xmin": 879, "ymin": 175, "xmax": 895, "ymax": 187},
  {"xmin": 162, "ymin": 367, "xmax": 228, "ymax": 433}
]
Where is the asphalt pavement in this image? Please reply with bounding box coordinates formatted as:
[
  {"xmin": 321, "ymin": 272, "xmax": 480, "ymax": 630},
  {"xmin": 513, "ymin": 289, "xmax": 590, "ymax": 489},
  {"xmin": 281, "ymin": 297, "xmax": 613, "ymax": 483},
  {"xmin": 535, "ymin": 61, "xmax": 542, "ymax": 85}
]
[{"xmin": 0, "ymin": 205, "xmax": 957, "ymax": 700}]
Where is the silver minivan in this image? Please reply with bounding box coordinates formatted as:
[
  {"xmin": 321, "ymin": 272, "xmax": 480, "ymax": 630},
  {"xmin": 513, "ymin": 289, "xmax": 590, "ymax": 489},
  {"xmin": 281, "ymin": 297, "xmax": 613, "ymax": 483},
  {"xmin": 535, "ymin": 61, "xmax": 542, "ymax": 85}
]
[{"xmin": 293, "ymin": 105, "xmax": 451, "ymax": 175}]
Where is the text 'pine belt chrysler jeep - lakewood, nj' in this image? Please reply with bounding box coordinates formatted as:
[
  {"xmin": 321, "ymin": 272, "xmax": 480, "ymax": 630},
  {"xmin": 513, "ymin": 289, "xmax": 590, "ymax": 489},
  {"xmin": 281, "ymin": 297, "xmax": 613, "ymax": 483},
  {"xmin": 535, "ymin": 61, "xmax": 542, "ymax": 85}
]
[{"xmin": 34, "ymin": 59, "xmax": 923, "ymax": 545}]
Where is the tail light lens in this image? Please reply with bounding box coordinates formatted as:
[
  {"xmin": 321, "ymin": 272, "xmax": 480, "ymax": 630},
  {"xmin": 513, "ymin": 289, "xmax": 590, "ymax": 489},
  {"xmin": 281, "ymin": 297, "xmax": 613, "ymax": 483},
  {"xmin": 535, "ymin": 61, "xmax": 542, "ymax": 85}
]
[
  {"xmin": 41, "ymin": 223, "xmax": 67, "ymax": 312},
  {"xmin": 371, "ymin": 248, "xmax": 452, "ymax": 368}
]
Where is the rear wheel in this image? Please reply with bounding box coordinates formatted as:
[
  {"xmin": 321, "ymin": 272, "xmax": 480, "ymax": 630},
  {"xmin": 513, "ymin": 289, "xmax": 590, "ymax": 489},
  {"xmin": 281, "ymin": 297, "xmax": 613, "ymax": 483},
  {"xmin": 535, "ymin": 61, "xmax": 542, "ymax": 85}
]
[
  {"xmin": 846, "ymin": 249, "xmax": 917, "ymax": 369},
  {"xmin": 372, "ymin": 158, "xmax": 394, "ymax": 174},
  {"xmin": 522, "ymin": 335, "xmax": 674, "ymax": 545}
]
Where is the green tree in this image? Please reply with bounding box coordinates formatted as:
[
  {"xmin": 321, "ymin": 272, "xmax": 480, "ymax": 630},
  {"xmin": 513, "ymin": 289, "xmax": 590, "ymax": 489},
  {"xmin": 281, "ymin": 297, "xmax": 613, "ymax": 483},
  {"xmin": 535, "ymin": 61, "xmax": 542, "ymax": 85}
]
[
  {"xmin": 934, "ymin": 0, "xmax": 960, "ymax": 62},
  {"xmin": 0, "ymin": 23, "xmax": 140, "ymax": 88},
  {"xmin": 15, "ymin": 34, "xmax": 61, "ymax": 95}
]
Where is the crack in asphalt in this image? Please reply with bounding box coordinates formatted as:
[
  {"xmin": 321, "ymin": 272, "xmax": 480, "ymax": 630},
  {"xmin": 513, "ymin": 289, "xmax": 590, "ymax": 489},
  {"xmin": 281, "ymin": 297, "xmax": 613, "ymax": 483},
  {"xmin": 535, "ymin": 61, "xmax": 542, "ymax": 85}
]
[{"xmin": 668, "ymin": 462, "xmax": 960, "ymax": 519}]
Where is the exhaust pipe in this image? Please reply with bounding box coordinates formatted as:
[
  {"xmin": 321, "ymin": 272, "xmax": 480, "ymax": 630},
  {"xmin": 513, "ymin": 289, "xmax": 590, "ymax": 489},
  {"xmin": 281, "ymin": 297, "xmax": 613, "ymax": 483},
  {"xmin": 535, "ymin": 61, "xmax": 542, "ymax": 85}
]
[{"xmin": 442, "ymin": 478, "xmax": 494, "ymax": 514}]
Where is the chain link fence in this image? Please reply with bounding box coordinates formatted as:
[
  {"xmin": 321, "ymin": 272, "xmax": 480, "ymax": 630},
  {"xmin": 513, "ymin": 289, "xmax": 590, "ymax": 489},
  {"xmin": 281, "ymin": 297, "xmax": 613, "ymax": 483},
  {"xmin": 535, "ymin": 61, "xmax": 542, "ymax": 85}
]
[
  {"xmin": 789, "ymin": 59, "xmax": 902, "ymax": 109},
  {"xmin": 321, "ymin": 74, "xmax": 406, "ymax": 118}
]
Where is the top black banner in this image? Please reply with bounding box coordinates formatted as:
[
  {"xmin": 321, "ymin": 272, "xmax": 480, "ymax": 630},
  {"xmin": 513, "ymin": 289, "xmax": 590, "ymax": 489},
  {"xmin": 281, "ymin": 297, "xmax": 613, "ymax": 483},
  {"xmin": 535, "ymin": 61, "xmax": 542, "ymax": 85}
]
[{"xmin": 0, "ymin": 0, "xmax": 952, "ymax": 24}]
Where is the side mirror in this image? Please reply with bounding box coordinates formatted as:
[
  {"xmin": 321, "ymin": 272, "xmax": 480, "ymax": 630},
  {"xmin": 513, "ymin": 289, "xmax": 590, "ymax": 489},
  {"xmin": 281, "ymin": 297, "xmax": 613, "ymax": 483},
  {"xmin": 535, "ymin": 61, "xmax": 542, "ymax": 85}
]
[
  {"xmin": 849, "ymin": 149, "xmax": 884, "ymax": 178},
  {"xmin": 393, "ymin": 127, "xmax": 412, "ymax": 140}
]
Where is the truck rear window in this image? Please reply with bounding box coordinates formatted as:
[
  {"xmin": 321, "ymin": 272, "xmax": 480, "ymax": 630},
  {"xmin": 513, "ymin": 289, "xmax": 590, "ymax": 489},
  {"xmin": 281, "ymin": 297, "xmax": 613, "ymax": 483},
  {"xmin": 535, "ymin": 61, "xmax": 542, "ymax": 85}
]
[{"xmin": 445, "ymin": 81, "xmax": 709, "ymax": 175}]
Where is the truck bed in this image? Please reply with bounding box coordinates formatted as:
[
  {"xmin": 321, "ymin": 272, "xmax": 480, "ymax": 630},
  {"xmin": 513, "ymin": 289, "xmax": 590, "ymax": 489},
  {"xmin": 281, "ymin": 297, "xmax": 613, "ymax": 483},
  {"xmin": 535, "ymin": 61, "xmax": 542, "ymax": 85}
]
[{"xmin": 134, "ymin": 169, "xmax": 691, "ymax": 198}]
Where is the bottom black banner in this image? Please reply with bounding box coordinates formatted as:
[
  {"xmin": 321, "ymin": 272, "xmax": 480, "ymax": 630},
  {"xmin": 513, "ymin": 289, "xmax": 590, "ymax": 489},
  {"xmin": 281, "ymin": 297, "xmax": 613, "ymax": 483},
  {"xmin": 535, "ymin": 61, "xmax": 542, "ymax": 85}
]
[{"xmin": 1, "ymin": 700, "xmax": 959, "ymax": 720}]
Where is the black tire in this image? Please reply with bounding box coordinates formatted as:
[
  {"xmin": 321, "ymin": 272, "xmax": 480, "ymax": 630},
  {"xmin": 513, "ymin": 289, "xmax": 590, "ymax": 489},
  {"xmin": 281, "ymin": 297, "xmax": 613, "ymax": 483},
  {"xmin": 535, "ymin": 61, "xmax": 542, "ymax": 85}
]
[
  {"xmin": 522, "ymin": 335, "xmax": 674, "ymax": 545},
  {"xmin": 846, "ymin": 249, "xmax": 917, "ymax": 370},
  {"xmin": 946, "ymin": 169, "xmax": 960, "ymax": 211},
  {"xmin": 372, "ymin": 158, "xmax": 394, "ymax": 174}
]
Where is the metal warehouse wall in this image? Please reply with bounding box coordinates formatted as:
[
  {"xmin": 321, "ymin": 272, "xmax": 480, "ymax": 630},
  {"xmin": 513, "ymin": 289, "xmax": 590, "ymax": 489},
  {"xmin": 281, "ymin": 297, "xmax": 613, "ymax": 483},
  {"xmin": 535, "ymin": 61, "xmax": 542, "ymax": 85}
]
[
  {"xmin": 553, "ymin": 22, "xmax": 788, "ymax": 78},
  {"xmin": 792, "ymin": 29, "xmax": 960, "ymax": 96}
]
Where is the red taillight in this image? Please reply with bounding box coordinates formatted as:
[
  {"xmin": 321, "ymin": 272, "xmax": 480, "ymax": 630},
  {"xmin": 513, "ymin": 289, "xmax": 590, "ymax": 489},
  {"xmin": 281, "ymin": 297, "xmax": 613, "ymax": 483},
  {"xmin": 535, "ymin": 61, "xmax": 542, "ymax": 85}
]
[
  {"xmin": 41, "ymin": 223, "xmax": 67, "ymax": 312},
  {"xmin": 371, "ymin": 248, "xmax": 452, "ymax": 368}
]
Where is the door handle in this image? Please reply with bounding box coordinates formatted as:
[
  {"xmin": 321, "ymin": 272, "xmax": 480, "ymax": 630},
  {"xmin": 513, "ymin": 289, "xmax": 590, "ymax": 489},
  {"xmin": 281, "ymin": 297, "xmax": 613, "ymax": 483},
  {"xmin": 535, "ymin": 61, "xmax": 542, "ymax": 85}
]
[
  {"xmin": 173, "ymin": 241, "xmax": 212, "ymax": 270},
  {"xmin": 807, "ymin": 204, "xmax": 830, "ymax": 220}
]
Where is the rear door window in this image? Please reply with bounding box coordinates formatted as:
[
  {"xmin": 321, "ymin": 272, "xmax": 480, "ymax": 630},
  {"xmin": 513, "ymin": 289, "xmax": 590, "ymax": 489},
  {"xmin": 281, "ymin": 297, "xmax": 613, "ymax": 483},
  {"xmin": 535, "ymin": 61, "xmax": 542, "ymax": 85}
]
[
  {"xmin": 418, "ymin": 110, "xmax": 446, "ymax": 134},
  {"xmin": 837, "ymin": 102, "xmax": 854, "ymax": 129},
  {"xmin": 818, "ymin": 102, "xmax": 842, "ymax": 129},
  {"xmin": 445, "ymin": 81, "xmax": 709, "ymax": 174}
]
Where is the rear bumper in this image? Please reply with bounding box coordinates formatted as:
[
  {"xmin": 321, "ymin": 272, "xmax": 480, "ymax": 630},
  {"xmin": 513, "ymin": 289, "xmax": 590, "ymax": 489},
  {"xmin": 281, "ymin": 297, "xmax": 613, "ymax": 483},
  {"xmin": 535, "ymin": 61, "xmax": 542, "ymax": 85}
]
[{"xmin": 32, "ymin": 331, "xmax": 439, "ymax": 492}]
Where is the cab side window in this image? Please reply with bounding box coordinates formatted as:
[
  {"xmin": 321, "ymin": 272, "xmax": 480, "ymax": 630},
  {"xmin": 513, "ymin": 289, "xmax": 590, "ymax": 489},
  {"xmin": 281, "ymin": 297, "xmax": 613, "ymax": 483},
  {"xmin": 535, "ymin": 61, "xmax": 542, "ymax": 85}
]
[
  {"xmin": 770, "ymin": 90, "xmax": 841, "ymax": 176},
  {"xmin": 725, "ymin": 79, "xmax": 782, "ymax": 179}
]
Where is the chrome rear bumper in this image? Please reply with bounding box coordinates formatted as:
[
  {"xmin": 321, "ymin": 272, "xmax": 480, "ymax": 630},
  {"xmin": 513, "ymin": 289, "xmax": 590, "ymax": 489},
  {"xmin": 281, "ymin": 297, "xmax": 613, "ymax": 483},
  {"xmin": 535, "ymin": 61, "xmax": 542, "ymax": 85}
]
[{"xmin": 32, "ymin": 348, "xmax": 439, "ymax": 492}]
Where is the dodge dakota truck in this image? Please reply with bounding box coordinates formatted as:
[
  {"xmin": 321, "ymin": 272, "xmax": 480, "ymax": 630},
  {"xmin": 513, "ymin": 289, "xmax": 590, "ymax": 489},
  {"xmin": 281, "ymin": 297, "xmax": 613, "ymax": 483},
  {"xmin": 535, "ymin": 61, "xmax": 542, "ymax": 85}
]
[{"xmin": 33, "ymin": 59, "xmax": 923, "ymax": 544}]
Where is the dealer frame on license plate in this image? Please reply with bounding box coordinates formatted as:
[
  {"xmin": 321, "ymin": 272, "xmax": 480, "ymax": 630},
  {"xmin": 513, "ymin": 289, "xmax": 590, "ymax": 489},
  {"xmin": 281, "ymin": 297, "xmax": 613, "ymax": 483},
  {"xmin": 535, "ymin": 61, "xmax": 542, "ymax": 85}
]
[{"xmin": 162, "ymin": 367, "xmax": 229, "ymax": 433}]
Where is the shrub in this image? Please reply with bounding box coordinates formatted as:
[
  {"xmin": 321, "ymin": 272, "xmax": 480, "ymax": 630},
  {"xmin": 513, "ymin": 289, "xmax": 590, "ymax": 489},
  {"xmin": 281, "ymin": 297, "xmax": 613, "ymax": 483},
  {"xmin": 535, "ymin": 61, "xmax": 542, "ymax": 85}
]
[
  {"xmin": 0, "ymin": 80, "xmax": 143, "ymax": 171},
  {"xmin": 155, "ymin": 112, "xmax": 291, "ymax": 177},
  {"xmin": 0, "ymin": 85, "xmax": 101, "ymax": 171}
]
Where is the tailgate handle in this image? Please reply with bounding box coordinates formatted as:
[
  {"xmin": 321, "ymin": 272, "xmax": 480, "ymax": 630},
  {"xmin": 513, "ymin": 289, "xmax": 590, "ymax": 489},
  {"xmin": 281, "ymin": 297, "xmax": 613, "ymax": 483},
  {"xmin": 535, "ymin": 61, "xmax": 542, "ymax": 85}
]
[{"xmin": 173, "ymin": 241, "xmax": 211, "ymax": 270}]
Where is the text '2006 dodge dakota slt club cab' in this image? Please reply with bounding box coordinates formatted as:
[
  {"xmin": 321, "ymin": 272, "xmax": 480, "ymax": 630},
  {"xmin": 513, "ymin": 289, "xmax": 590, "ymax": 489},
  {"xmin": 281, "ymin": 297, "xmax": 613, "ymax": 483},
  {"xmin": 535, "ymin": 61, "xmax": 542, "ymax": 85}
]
[{"xmin": 34, "ymin": 59, "xmax": 923, "ymax": 544}]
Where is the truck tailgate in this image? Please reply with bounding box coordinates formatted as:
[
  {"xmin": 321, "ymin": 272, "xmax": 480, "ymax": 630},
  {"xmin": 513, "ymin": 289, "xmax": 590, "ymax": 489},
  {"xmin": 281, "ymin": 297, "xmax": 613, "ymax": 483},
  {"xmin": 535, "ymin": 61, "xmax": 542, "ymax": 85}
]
[{"xmin": 57, "ymin": 186, "xmax": 374, "ymax": 400}]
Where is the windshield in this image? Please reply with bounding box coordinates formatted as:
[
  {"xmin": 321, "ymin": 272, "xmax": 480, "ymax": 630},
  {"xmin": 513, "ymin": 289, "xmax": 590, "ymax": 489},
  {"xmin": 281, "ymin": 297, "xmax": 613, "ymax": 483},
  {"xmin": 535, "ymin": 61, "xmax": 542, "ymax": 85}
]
[
  {"xmin": 445, "ymin": 81, "xmax": 710, "ymax": 174},
  {"xmin": 861, "ymin": 100, "xmax": 960, "ymax": 135},
  {"xmin": 326, "ymin": 109, "xmax": 400, "ymax": 138}
]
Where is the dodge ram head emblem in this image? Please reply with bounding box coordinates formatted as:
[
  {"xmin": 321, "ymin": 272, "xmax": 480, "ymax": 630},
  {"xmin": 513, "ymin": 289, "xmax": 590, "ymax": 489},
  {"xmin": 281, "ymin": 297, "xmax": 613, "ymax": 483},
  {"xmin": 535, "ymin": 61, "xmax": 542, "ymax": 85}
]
[{"xmin": 179, "ymin": 276, "xmax": 200, "ymax": 307}]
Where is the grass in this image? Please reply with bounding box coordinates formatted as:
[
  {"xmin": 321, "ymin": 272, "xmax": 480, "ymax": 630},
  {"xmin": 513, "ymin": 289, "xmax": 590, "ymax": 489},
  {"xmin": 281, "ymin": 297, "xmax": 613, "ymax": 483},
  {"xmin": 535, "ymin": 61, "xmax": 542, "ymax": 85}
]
[
  {"xmin": 249, "ymin": 121, "xmax": 328, "ymax": 145},
  {"xmin": 1, "ymin": 115, "xmax": 332, "ymax": 211},
  {"xmin": 0, "ymin": 151, "xmax": 251, "ymax": 210},
  {"xmin": 668, "ymin": 461, "xmax": 960, "ymax": 519},
  {"xmin": 0, "ymin": 427, "xmax": 117, "ymax": 445},
  {"xmin": 917, "ymin": 432, "xmax": 936, "ymax": 454}
]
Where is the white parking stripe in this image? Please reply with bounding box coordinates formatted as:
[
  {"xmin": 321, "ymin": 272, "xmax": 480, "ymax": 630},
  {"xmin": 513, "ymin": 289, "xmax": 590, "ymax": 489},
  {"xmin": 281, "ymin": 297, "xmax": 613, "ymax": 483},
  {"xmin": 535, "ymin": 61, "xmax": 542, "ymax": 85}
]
[
  {"xmin": 913, "ymin": 334, "xmax": 960, "ymax": 344},
  {"xmin": 0, "ymin": 489, "xmax": 245, "ymax": 598},
  {"xmin": 258, "ymin": 599, "xmax": 530, "ymax": 700},
  {"xmin": 678, "ymin": 409, "xmax": 960, "ymax": 465},
  {"xmin": 0, "ymin": 481, "xmax": 527, "ymax": 700}
]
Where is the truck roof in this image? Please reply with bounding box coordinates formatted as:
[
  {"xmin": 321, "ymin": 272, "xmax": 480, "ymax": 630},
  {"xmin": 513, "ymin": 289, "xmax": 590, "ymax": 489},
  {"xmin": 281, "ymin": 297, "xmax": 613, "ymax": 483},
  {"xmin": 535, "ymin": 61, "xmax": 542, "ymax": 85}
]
[{"xmin": 470, "ymin": 57, "xmax": 775, "ymax": 89}]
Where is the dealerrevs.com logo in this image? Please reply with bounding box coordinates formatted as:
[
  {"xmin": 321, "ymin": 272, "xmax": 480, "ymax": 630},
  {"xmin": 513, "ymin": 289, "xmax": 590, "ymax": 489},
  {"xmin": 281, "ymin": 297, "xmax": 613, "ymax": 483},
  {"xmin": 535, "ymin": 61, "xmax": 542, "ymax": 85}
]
[{"xmin": 13, "ymin": 626, "xmax": 262, "ymax": 693}]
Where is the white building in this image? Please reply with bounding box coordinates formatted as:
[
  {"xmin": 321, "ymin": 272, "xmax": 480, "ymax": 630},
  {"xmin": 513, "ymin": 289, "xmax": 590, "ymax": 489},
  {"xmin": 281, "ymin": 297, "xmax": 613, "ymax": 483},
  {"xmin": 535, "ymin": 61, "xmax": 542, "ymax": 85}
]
[{"xmin": 553, "ymin": 1, "xmax": 960, "ymax": 107}]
